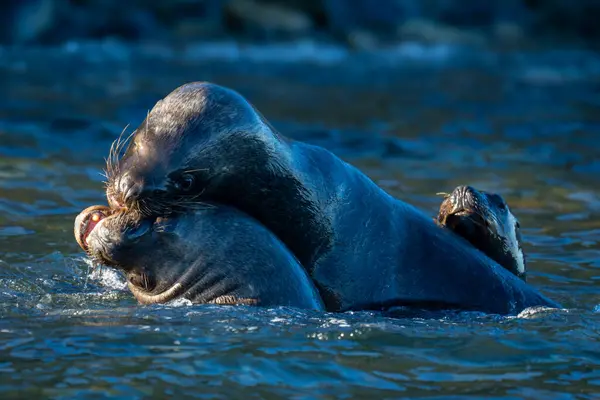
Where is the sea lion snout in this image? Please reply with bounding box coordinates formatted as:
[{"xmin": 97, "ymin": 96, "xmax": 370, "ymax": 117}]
[
  {"xmin": 449, "ymin": 185, "xmax": 477, "ymax": 213},
  {"xmin": 118, "ymin": 172, "xmax": 142, "ymax": 208},
  {"xmin": 82, "ymin": 208, "xmax": 154, "ymax": 268},
  {"xmin": 109, "ymin": 168, "xmax": 173, "ymax": 213}
]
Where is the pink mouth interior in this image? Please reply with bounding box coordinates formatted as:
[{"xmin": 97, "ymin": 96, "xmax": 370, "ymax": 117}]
[{"xmin": 80, "ymin": 211, "xmax": 107, "ymax": 250}]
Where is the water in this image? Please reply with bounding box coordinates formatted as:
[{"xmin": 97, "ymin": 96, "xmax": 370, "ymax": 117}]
[{"xmin": 1, "ymin": 40, "xmax": 600, "ymax": 398}]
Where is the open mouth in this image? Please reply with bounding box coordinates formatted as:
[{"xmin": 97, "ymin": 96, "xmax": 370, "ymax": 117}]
[{"xmin": 74, "ymin": 205, "xmax": 111, "ymax": 252}]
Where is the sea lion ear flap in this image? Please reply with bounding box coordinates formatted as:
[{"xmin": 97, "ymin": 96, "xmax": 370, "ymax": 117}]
[{"xmin": 434, "ymin": 191, "xmax": 453, "ymax": 226}]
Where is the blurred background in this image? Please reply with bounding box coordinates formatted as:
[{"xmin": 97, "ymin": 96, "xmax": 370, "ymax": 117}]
[{"xmin": 2, "ymin": 0, "xmax": 600, "ymax": 48}]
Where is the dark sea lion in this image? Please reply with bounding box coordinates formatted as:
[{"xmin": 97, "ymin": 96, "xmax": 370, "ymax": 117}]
[
  {"xmin": 436, "ymin": 185, "xmax": 527, "ymax": 281},
  {"xmin": 105, "ymin": 81, "xmax": 560, "ymax": 315},
  {"xmin": 74, "ymin": 205, "xmax": 324, "ymax": 310}
]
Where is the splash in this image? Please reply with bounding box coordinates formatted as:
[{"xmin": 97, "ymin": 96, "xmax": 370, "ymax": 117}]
[{"xmin": 82, "ymin": 257, "xmax": 127, "ymax": 291}]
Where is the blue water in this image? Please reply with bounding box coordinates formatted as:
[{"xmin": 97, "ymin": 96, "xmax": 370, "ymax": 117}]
[{"xmin": 1, "ymin": 40, "xmax": 600, "ymax": 399}]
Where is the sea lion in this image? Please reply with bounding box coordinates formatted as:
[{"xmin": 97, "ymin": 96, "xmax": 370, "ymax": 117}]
[
  {"xmin": 436, "ymin": 185, "xmax": 527, "ymax": 281},
  {"xmin": 74, "ymin": 204, "xmax": 324, "ymax": 310},
  {"xmin": 104, "ymin": 81, "xmax": 560, "ymax": 315}
]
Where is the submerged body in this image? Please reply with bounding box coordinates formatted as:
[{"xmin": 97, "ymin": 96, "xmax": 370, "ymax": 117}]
[
  {"xmin": 106, "ymin": 82, "xmax": 560, "ymax": 315},
  {"xmin": 74, "ymin": 205, "xmax": 324, "ymax": 310}
]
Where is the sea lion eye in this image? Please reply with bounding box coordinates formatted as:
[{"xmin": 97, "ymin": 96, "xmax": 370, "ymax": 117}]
[{"xmin": 175, "ymin": 174, "xmax": 195, "ymax": 192}]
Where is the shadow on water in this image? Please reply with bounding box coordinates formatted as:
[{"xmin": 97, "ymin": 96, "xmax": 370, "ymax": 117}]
[{"xmin": 1, "ymin": 41, "xmax": 600, "ymax": 398}]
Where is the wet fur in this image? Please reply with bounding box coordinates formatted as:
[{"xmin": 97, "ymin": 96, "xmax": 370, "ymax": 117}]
[
  {"xmin": 436, "ymin": 186, "xmax": 527, "ymax": 281},
  {"xmin": 108, "ymin": 82, "xmax": 559, "ymax": 315},
  {"xmin": 80, "ymin": 205, "xmax": 324, "ymax": 310}
]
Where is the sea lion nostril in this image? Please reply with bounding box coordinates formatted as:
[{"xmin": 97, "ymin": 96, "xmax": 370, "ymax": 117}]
[
  {"xmin": 117, "ymin": 173, "xmax": 143, "ymax": 203},
  {"xmin": 452, "ymin": 185, "xmax": 466, "ymax": 196},
  {"xmin": 123, "ymin": 185, "xmax": 141, "ymax": 206},
  {"xmin": 119, "ymin": 176, "xmax": 143, "ymax": 207},
  {"xmin": 119, "ymin": 173, "xmax": 132, "ymax": 193},
  {"xmin": 452, "ymin": 185, "xmax": 477, "ymax": 210},
  {"xmin": 449, "ymin": 186, "xmax": 470, "ymax": 210}
]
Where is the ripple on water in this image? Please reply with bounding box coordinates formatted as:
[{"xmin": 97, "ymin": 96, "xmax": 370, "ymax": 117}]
[{"xmin": 1, "ymin": 42, "xmax": 600, "ymax": 398}]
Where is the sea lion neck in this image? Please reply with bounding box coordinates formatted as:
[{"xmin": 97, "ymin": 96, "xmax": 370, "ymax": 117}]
[{"xmin": 208, "ymin": 154, "xmax": 334, "ymax": 270}]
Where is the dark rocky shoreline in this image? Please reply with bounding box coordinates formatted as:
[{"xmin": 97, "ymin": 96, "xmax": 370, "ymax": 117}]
[{"xmin": 2, "ymin": 0, "xmax": 600, "ymax": 49}]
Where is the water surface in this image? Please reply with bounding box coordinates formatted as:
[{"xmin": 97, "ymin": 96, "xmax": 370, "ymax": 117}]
[{"xmin": 1, "ymin": 41, "xmax": 600, "ymax": 399}]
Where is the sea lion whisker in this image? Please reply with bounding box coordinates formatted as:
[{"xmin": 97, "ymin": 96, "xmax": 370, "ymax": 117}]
[
  {"xmin": 117, "ymin": 128, "xmax": 137, "ymax": 158},
  {"xmin": 103, "ymin": 158, "xmax": 113, "ymax": 181},
  {"xmin": 163, "ymin": 191, "xmax": 216, "ymax": 212},
  {"xmin": 108, "ymin": 124, "xmax": 136, "ymax": 184},
  {"xmin": 176, "ymin": 202, "xmax": 216, "ymax": 211},
  {"xmin": 144, "ymin": 198, "xmax": 168, "ymax": 217},
  {"xmin": 149, "ymin": 198, "xmax": 169, "ymax": 214},
  {"xmin": 136, "ymin": 198, "xmax": 146, "ymax": 214},
  {"xmin": 135, "ymin": 201, "xmax": 145, "ymax": 216},
  {"xmin": 106, "ymin": 138, "xmax": 118, "ymax": 178},
  {"xmin": 107, "ymin": 124, "xmax": 130, "ymax": 175},
  {"xmin": 107, "ymin": 149, "xmax": 118, "ymax": 182},
  {"xmin": 180, "ymin": 197, "xmax": 214, "ymax": 208},
  {"xmin": 177, "ymin": 188, "xmax": 207, "ymax": 203},
  {"xmin": 116, "ymin": 124, "xmax": 132, "ymax": 149},
  {"xmin": 145, "ymin": 109, "xmax": 150, "ymax": 138}
]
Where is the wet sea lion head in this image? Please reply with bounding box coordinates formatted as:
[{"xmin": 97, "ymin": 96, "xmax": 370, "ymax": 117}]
[
  {"xmin": 106, "ymin": 82, "xmax": 287, "ymax": 216},
  {"xmin": 75, "ymin": 205, "xmax": 167, "ymax": 296},
  {"xmin": 436, "ymin": 185, "xmax": 527, "ymax": 281},
  {"xmin": 74, "ymin": 204, "xmax": 324, "ymax": 309}
]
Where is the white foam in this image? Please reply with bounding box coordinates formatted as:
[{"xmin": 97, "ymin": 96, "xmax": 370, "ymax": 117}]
[
  {"xmin": 83, "ymin": 258, "xmax": 127, "ymax": 290},
  {"xmin": 516, "ymin": 306, "xmax": 562, "ymax": 319},
  {"xmin": 163, "ymin": 297, "xmax": 194, "ymax": 308}
]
